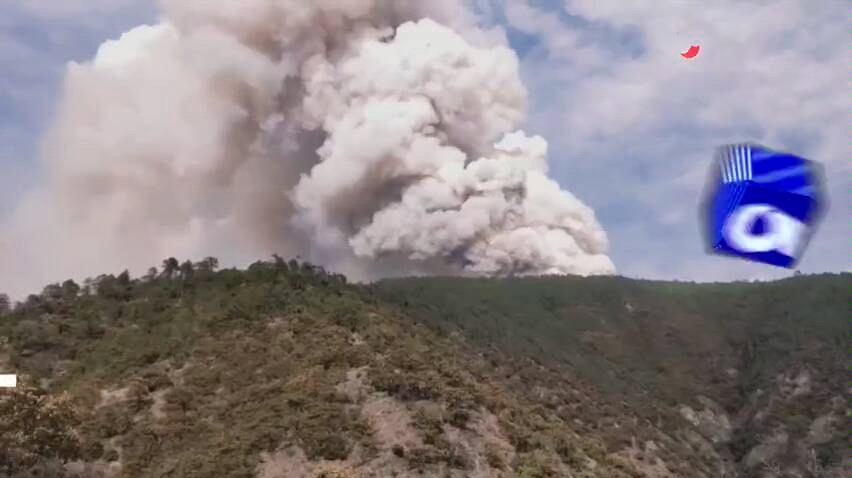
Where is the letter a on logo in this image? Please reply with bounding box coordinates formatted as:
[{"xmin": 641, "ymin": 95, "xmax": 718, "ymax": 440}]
[{"xmin": 722, "ymin": 204, "xmax": 805, "ymax": 256}]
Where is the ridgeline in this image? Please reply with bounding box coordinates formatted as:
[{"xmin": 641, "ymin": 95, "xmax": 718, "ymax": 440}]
[{"xmin": 0, "ymin": 258, "xmax": 848, "ymax": 477}]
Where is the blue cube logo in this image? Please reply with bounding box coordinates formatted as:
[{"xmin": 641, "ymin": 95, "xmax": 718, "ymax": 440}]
[{"xmin": 699, "ymin": 143, "xmax": 828, "ymax": 268}]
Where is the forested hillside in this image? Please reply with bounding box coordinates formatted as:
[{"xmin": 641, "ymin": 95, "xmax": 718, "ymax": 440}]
[
  {"xmin": 376, "ymin": 274, "xmax": 851, "ymax": 476},
  {"xmin": 0, "ymin": 259, "xmax": 848, "ymax": 477}
]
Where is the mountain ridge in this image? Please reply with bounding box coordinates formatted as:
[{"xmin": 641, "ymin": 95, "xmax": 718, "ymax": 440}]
[{"xmin": 0, "ymin": 259, "xmax": 848, "ymax": 477}]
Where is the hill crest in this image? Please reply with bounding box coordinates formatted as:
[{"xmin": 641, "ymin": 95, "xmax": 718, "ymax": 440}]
[{"xmin": 0, "ymin": 259, "xmax": 848, "ymax": 477}]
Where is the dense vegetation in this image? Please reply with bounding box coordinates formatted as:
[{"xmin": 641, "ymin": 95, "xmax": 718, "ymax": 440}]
[
  {"xmin": 0, "ymin": 258, "xmax": 643, "ymax": 477},
  {"xmin": 0, "ymin": 380, "xmax": 81, "ymax": 475},
  {"xmin": 0, "ymin": 259, "xmax": 847, "ymax": 477},
  {"xmin": 376, "ymin": 273, "xmax": 851, "ymax": 474},
  {"xmin": 376, "ymin": 274, "xmax": 849, "ymax": 406}
]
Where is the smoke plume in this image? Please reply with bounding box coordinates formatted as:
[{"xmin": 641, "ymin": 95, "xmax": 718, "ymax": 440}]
[{"xmin": 0, "ymin": 0, "xmax": 615, "ymax": 297}]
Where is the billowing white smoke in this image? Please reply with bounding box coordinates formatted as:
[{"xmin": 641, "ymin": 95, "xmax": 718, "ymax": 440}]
[{"xmin": 0, "ymin": 0, "xmax": 615, "ymax": 297}]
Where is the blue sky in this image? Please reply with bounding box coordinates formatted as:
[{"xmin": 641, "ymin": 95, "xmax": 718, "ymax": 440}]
[
  {"xmin": 0, "ymin": 0, "xmax": 848, "ymax": 289},
  {"xmin": 0, "ymin": 1, "xmax": 157, "ymax": 215}
]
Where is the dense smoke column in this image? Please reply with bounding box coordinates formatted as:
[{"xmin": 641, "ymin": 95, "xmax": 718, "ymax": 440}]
[{"xmin": 0, "ymin": 0, "xmax": 614, "ymax": 297}]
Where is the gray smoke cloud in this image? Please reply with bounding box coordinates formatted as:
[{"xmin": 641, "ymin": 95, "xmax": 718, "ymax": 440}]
[{"xmin": 0, "ymin": 0, "xmax": 615, "ymax": 298}]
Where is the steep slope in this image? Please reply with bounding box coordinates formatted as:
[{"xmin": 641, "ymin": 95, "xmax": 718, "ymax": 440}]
[
  {"xmin": 375, "ymin": 274, "xmax": 851, "ymax": 477},
  {"xmin": 1, "ymin": 263, "xmax": 847, "ymax": 477},
  {"xmin": 1, "ymin": 259, "xmax": 654, "ymax": 478}
]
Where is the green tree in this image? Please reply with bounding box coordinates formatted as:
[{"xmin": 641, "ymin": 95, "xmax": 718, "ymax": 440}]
[
  {"xmin": 60, "ymin": 280, "xmax": 80, "ymax": 298},
  {"xmin": 180, "ymin": 260, "xmax": 195, "ymax": 280},
  {"xmin": 196, "ymin": 257, "xmax": 219, "ymax": 272},
  {"xmin": 161, "ymin": 258, "xmax": 179, "ymax": 279},
  {"xmin": 117, "ymin": 270, "xmax": 131, "ymax": 286},
  {"xmin": 0, "ymin": 381, "xmax": 82, "ymax": 476},
  {"xmin": 271, "ymin": 254, "xmax": 287, "ymax": 272}
]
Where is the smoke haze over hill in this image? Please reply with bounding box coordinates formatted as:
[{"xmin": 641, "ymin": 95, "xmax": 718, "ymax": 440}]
[{"xmin": 0, "ymin": 0, "xmax": 615, "ymax": 298}]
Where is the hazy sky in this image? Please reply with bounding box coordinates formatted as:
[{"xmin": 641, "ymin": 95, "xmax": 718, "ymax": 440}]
[{"xmin": 1, "ymin": 0, "xmax": 848, "ymax": 285}]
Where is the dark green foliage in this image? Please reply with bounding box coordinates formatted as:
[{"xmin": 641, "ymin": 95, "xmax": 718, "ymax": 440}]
[
  {"xmin": 376, "ymin": 274, "xmax": 850, "ymax": 409},
  {"xmin": 1, "ymin": 257, "xmax": 616, "ymax": 475},
  {"xmin": 374, "ymin": 273, "xmax": 851, "ymax": 473},
  {"xmin": 0, "ymin": 380, "xmax": 82, "ymax": 477},
  {"xmin": 0, "ymin": 258, "xmax": 367, "ymax": 477},
  {"xmin": 0, "ymin": 260, "xmax": 846, "ymax": 476}
]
